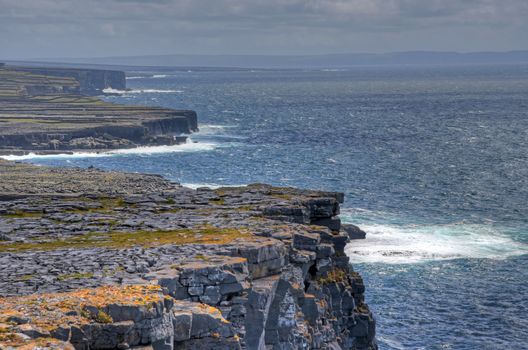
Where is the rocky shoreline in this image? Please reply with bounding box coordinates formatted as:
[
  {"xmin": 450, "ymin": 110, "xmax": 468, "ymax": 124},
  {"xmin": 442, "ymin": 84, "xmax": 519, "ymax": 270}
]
[
  {"xmin": 0, "ymin": 64, "xmax": 377, "ymax": 349},
  {"xmin": 0, "ymin": 64, "xmax": 197, "ymax": 155},
  {"xmin": 0, "ymin": 160, "xmax": 377, "ymax": 349}
]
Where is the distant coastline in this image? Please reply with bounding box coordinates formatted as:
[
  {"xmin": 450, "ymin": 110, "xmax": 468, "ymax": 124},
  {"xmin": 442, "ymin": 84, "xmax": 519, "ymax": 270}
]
[{"xmin": 10, "ymin": 50, "xmax": 528, "ymax": 69}]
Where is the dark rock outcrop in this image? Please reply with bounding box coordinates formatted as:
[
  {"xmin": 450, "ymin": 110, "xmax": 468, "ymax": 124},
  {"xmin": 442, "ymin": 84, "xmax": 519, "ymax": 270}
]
[{"xmin": 342, "ymin": 224, "xmax": 367, "ymax": 240}]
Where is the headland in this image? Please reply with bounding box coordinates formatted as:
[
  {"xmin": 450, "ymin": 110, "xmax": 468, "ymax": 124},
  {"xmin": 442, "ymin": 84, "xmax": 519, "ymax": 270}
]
[
  {"xmin": 0, "ymin": 64, "xmax": 196, "ymax": 155},
  {"xmin": 0, "ymin": 64, "xmax": 377, "ymax": 350}
]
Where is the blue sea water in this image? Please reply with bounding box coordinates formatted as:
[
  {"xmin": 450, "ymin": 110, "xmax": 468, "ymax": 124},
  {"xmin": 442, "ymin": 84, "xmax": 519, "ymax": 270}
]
[{"xmin": 10, "ymin": 64, "xmax": 528, "ymax": 349}]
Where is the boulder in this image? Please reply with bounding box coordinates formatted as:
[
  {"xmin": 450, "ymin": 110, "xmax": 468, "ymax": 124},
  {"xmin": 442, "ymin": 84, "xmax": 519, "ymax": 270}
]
[{"xmin": 342, "ymin": 224, "xmax": 367, "ymax": 240}]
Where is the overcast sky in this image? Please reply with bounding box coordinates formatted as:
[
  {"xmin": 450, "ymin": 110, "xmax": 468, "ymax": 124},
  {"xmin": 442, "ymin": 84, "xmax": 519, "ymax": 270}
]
[{"xmin": 1, "ymin": 0, "xmax": 527, "ymax": 60}]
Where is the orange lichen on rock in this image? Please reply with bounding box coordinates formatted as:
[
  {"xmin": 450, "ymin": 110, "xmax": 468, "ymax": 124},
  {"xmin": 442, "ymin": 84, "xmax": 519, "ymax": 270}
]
[
  {"xmin": 0, "ymin": 335, "xmax": 73, "ymax": 350},
  {"xmin": 194, "ymin": 303, "xmax": 230, "ymax": 324},
  {"xmin": 0, "ymin": 285, "xmax": 164, "ymax": 337}
]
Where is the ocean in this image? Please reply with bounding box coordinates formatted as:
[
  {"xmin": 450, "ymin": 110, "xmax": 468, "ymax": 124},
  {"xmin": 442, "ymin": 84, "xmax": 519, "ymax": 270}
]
[{"xmin": 8, "ymin": 64, "xmax": 528, "ymax": 349}]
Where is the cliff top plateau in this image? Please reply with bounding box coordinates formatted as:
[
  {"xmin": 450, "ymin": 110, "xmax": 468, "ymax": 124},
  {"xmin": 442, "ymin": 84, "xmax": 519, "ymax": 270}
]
[{"xmin": 0, "ymin": 160, "xmax": 377, "ymax": 350}]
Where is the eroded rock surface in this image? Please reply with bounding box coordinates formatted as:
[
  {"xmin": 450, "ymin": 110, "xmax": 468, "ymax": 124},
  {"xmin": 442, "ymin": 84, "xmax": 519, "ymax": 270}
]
[{"xmin": 0, "ymin": 162, "xmax": 376, "ymax": 349}]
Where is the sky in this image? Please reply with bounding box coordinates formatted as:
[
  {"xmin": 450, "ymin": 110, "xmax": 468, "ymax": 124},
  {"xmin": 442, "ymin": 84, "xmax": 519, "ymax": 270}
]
[{"xmin": 0, "ymin": 0, "xmax": 527, "ymax": 60}]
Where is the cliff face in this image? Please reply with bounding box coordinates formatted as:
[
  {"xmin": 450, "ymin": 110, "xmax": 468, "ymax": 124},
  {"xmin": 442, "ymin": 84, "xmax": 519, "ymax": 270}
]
[
  {"xmin": 0, "ymin": 113, "xmax": 197, "ymax": 152},
  {"xmin": 0, "ymin": 162, "xmax": 377, "ymax": 350},
  {"xmin": 10, "ymin": 66, "xmax": 126, "ymax": 95}
]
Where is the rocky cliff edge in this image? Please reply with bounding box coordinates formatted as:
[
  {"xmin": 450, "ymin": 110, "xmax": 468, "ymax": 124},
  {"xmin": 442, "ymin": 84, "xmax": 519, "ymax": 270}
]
[{"xmin": 0, "ymin": 161, "xmax": 377, "ymax": 350}]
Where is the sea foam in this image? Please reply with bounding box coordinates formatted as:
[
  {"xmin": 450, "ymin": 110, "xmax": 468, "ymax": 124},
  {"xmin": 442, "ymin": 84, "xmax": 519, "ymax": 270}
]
[
  {"xmin": 103, "ymin": 88, "xmax": 183, "ymax": 94},
  {"xmin": 343, "ymin": 211, "xmax": 528, "ymax": 264},
  {"xmin": 180, "ymin": 183, "xmax": 248, "ymax": 190},
  {"xmin": 0, "ymin": 140, "xmax": 217, "ymax": 161}
]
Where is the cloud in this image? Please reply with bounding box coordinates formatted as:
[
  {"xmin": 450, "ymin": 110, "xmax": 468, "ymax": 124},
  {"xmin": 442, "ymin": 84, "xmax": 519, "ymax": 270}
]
[
  {"xmin": 0, "ymin": 0, "xmax": 527, "ymax": 58},
  {"xmin": 2, "ymin": 0, "xmax": 526, "ymax": 24}
]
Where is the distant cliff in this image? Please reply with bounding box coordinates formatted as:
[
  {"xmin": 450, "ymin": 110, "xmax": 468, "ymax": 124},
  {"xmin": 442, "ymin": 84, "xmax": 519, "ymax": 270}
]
[
  {"xmin": 10, "ymin": 66, "xmax": 126, "ymax": 95},
  {"xmin": 0, "ymin": 65, "xmax": 197, "ymax": 154}
]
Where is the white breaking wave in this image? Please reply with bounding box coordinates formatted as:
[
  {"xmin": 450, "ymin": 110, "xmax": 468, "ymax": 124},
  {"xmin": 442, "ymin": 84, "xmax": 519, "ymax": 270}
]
[
  {"xmin": 125, "ymin": 75, "xmax": 170, "ymax": 80},
  {"xmin": 0, "ymin": 140, "xmax": 217, "ymax": 161},
  {"xmin": 180, "ymin": 183, "xmax": 248, "ymax": 190},
  {"xmin": 198, "ymin": 124, "xmax": 229, "ymax": 132},
  {"xmin": 343, "ymin": 216, "xmax": 528, "ymax": 264},
  {"xmin": 196, "ymin": 124, "xmax": 238, "ymax": 135},
  {"xmin": 103, "ymin": 88, "xmax": 183, "ymax": 94}
]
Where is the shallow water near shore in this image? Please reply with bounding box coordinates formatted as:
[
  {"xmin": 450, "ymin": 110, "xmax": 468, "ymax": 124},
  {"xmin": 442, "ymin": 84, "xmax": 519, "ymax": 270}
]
[{"xmin": 19, "ymin": 64, "xmax": 528, "ymax": 349}]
